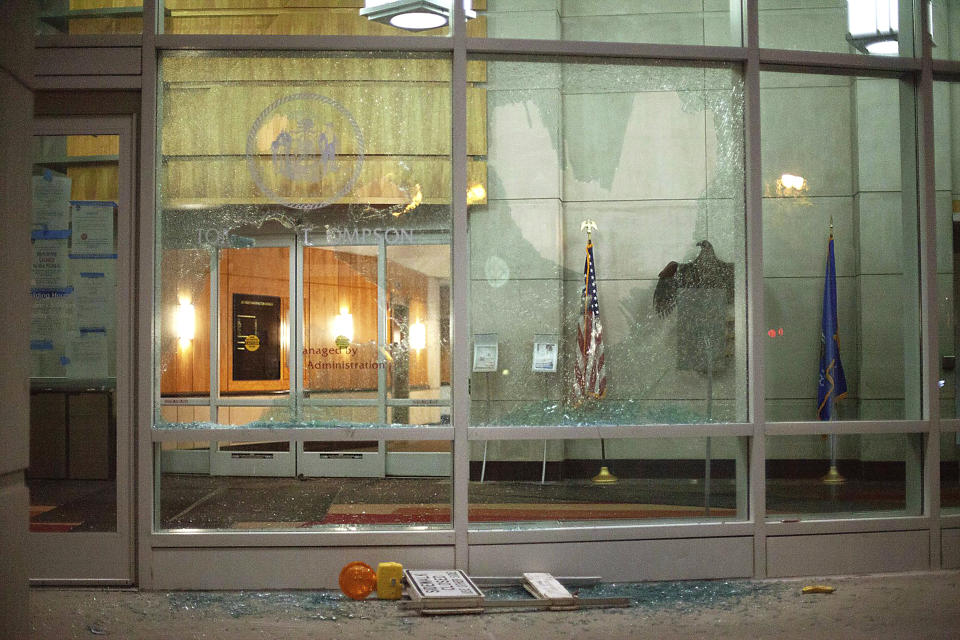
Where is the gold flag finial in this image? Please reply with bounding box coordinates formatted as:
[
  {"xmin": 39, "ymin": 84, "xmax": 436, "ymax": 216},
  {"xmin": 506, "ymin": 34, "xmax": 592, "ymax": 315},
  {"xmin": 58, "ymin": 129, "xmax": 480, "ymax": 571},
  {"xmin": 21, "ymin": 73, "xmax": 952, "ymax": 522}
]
[{"xmin": 581, "ymin": 219, "xmax": 598, "ymax": 242}]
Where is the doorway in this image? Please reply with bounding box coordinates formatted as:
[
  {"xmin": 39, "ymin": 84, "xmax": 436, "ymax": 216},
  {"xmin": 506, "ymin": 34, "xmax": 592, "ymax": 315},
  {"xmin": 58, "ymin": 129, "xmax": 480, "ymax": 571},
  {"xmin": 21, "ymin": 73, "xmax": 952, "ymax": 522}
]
[
  {"xmin": 27, "ymin": 116, "xmax": 136, "ymax": 583},
  {"xmin": 162, "ymin": 227, "xmax": 451, "ymax": 479}
]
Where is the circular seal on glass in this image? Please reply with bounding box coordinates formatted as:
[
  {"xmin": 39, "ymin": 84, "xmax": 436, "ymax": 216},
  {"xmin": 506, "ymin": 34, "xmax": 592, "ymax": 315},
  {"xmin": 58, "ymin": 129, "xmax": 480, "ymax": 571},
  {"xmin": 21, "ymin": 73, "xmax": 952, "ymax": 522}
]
[
  {"xmin": 246, "ymin": 93, "xmax": 365, "ymax": 210},
  {"xmin": 244, "ymin": 334, "xmax": 261, "ymax": 352}
]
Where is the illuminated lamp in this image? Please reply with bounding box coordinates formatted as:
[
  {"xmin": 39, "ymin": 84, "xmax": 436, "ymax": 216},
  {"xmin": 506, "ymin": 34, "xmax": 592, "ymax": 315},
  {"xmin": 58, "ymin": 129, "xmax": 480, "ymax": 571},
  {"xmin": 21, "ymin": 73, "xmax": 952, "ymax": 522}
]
[
  {"xmin": 410, "ymin": 320, "xmax": 426, "ymax": 351},
  {"xmin": 846, "ymin": 0, "xmax": 900, "ymax": 55},
  {"xmin": 333, "ymin": 308, "xmax": 354, "ymax": 343},
  {"xmin": 360, "ymin": 0, "xmax": 475, "ymax": 32},
  {"xmin": 466, "ymin": 183, "xmax": 486, "ymax": 205},
  {"xmin": 175, "ymin": 298, "xmax": 195, "ymax": 349}
]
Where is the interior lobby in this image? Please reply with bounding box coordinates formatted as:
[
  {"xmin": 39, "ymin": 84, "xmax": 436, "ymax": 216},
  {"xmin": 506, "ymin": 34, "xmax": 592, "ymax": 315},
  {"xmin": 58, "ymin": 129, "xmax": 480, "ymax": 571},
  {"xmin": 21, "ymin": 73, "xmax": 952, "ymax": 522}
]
[{"xmin": 3, "ymin": 0, "xmax": 960, "ymax": 636}]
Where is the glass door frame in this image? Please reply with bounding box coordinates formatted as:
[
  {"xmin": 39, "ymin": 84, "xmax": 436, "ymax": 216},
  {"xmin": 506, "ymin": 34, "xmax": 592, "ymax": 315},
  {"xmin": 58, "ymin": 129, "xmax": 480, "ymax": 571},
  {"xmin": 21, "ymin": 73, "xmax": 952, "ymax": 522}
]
[
  {"xmin": 167, "ymin": 228, "xmax": 453, "ymax": 478},
  {"xmin": 297, "ymin": 229, "xmax": 452, "ymax": 478},
  {"xmin": 208, "ymin": 233, "xmax": 297, "ymax": 477},
  {"xmin": 29, "ymin": 115, "xmax": 136, "ymax": 584}
]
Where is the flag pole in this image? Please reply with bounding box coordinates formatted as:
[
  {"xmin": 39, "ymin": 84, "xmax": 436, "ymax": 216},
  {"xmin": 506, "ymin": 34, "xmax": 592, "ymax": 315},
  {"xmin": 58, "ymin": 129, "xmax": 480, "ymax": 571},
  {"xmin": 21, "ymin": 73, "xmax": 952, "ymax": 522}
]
[
  {"xmin": 822, "ymin": 413, "xmax": 845, "ymax": 485},
  {"xmin": 821, "ymin": 216, "xmax": 845, "ymax": 485},
  {"xmin": 579, "ymin": 220, "xmax": 616, "ymax": 485}
]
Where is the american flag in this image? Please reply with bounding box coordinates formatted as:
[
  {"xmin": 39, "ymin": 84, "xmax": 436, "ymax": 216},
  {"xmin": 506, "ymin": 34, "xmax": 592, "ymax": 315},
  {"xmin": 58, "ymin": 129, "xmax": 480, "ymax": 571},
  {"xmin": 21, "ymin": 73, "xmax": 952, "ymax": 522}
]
[{"xmin": 573, "ymin": 238, "xmax": 607, "ymax": 404}]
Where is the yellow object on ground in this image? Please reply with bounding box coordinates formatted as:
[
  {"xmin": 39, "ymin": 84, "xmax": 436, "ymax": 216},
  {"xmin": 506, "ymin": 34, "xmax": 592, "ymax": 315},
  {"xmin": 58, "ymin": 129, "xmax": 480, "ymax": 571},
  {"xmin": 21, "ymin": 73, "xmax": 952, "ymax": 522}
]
[
  {"xmin": 802, "ymin": 585, "xmax": 836, "ymax": 594},
  {"xmin": 377, "ymin": 562, "xmax": 404, "ymax": 599}
]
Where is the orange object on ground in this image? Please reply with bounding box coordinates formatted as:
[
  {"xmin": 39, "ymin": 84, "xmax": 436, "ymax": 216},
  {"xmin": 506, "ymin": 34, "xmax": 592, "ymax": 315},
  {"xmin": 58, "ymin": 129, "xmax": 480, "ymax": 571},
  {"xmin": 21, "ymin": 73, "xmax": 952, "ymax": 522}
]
[{"xmin": 339, "ymin": 561, "xmax": 378, "ymax": 600}]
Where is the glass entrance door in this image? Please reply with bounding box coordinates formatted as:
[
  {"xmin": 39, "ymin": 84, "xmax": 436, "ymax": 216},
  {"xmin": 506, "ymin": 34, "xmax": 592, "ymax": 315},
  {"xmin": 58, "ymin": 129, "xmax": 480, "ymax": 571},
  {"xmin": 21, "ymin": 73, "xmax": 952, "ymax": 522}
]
[
  {"xmin": 27, "ymin": 117, "xmax": 135, "ymax": 582},
  {"xmin": 161, "ymin": 228, "xmax": 451, "ymax": 479}
]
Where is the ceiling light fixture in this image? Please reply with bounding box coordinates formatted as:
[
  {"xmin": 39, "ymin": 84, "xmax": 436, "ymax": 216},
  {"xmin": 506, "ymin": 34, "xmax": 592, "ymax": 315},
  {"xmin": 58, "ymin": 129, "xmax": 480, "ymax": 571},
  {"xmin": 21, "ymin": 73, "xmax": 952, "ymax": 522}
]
[{"xmin": 360, "ymin": 0, "xmax": 475, "ymax": 32}]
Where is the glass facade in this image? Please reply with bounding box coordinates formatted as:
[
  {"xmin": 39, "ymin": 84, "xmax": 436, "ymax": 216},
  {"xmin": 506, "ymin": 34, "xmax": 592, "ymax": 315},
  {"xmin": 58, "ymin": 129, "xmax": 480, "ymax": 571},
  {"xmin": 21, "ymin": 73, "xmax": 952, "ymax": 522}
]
[
  {"xmin": 762, "ymin": 72, "xmax": 920, "ymax": 422},
  {"xmin": 25, "ymin": 0, "xmax": 960, "ymax": 586},
  {"xmin": 469, "ymin": 58, "xmax": 746, "ymax": 427},
  {"xmin": 766, "ymin": 433, "xmax": 922, "ymax": 519},
  {"xmin": 468, "ymin": 436, "xmax": 747, "ymax": 525}
]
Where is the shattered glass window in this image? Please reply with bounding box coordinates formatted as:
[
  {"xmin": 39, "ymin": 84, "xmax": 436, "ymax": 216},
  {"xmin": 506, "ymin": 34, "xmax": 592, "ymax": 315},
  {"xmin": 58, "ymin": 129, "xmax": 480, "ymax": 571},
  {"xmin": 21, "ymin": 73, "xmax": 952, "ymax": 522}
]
[
  {"xmin": 468, "ymin": 58, "xmax": 747, "ymax": 426},
  {"xmin": 156, "ymin": 52, "xmax": 456, "ymax": 431}
]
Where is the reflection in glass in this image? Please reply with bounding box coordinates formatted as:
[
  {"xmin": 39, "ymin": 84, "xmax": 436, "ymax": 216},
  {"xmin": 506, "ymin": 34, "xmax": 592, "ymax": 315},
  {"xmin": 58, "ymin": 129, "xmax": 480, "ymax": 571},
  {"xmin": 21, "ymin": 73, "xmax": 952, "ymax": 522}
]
[
  {"xmin": 469, "ymin": 59, "xmax": 746, "ymax": 426},
  {"xmin": 943, "ymin": 432, "xmax": 960, "ymax": 513},
  {"xmin": 29, "ymin": 135, "xmax": 121, "ymax": 533},
  {"xmin": 762, "ymin": 73, "xmax": 919, "ymax": 422},
  {"xmin": 386, "ymin": 244, "xmax": 451, "ymax": 408},
  {"xmin": 481, "ymin": 1, "xmax": 739, "ymax": 46},
  {"xmin": 157, "ymin": 441, "xmax": 452, "ymax": 530},
  {"xmin": 766, "ymin": 433, "xmax": 921, "ymax": 518},
  {"xmin": 159, "ymin": 0, "xmax": 466, "ymax": 36},
  {"xmin": 37, "ymin": 0, "xmax": 144, "ymax": 35},
  {"xmin": 468, "ymin": 437, "xmax": 747, "ymax": 525},
  {"xmin": 935, "ymin": 80, "xmax": 960, "ymax": 418},
  {"xmin": 156, "ymin": 52, "xmax": 453, "ymax": 430},
  {"xmin": 759, "ymin": 0, "xmax": 915, "ymax": 56}
]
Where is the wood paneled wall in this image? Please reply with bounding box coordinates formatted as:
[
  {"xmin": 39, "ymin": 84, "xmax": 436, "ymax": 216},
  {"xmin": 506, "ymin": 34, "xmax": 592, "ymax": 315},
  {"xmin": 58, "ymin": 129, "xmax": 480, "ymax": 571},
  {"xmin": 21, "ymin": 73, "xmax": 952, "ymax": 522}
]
[
  {"xmin": 160, "ymin": 55, "xmax": 487, "ymax": 209},
  {"xmin": 159, "ymin": 250, "xmax": 212, "ymax": 396},
  {"xmin": 65, "ymin": 134, "xmax": 119, "ymax": 201},
  {"xmin": 161, "ymin": 246, "xmax": 436, "ymax": 396}
]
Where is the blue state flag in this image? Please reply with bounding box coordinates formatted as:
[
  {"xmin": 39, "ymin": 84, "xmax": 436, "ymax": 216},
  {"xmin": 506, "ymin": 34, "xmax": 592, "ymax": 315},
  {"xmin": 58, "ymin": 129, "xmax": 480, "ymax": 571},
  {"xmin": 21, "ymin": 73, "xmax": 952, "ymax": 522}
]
[{"xmin": 817, "ymin": 234, "xmax": 847, "ymax": 420}]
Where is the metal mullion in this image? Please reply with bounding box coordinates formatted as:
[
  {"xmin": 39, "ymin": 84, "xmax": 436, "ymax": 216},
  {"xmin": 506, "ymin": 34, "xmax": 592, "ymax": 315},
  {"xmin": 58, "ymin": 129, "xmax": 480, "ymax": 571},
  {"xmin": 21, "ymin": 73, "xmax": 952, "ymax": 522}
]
[
  {"xmin": 208, "ymin": 249, "xmax": 219, "ymax": 424},
  {"xmin": 386, "ymin": 399, "xmax": 450, "ymax": 407},
  {"xmin": 154, "ymin": 34, "xmax": 455, "ymax": 53},
  {"xmin": 466, "ymin": 37, "xmax": 749, "ymax": 64},
  {"xmin": 301, "ymin": 398, "xmax": 380, "ymax": 407},
  {"xmin": 33, "ymin": 77, "xmax": 143, "ymax": 91},
  {"xmin": 942, "ymin": 420, "xmax": 960, "ymax": 433},
  {"xmin": 468, "ymin": 424, "xmax": 754, "ymax": 441},
  {"xmin": 759, "ymin": 48, "xmax": 922, "ymax": 74},
  {"xmin": 149, "ymin": 529, "xmax": 456, "ymax": 547},
  {"xmin": 150, "ymin": 426, "xmax": 454, "ymax": 443},
  {"xmin": 293, "ymin": 235, "xmax": 303, "ymax": 422},
  {"xmin": 451, "ymin": 0, "xmax": 470, "ymax": 573},
  {"xmin": 765, "ymin": 421, "xmax": 930, "ymax": 436},
  {"xmin": 160, "ymin": 398, "xmax": 210, "ymax": 406},
  {"xmin": 931, "ymin": 60, "xmax": 960, "ymax": 79},
  {"xmin": 917, "ymin": 1, "xmax": 942, "ymax": 568},
  {"xmin": 468, "ymin": 521, "xmax": 756, "ymax": 546},
  {"xmin": 377, "ymin": 236, "xmax": 387, "ymax": 477},
  {"xmin": 377, "ymin": 237, "xmax": 387, "ymax": 426},
  {"xmin": 214, "ymin": 397, "xmax": 291, "ymax": 407},
  {"xmin": 35, "ymin": 34, "xmax": 145, "ymax": 48},
  {"xmin": 743, "ymin": 0, "xmax": 766, "ymax": 581},
  {"xmin": 765, "ymin": 516, "xmax": 932, "ymax": 536},
  {"xmin": 139, "ymin": 0, "xmax": 159, "ymax": 588}
]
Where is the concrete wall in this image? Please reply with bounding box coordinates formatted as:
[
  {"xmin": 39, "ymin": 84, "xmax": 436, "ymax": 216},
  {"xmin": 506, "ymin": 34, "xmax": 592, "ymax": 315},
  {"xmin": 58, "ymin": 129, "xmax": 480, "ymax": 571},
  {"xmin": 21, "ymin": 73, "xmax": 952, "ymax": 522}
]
[{"xmin": 0, "ymin": 1, "xmax": 34, "ymax": 637}]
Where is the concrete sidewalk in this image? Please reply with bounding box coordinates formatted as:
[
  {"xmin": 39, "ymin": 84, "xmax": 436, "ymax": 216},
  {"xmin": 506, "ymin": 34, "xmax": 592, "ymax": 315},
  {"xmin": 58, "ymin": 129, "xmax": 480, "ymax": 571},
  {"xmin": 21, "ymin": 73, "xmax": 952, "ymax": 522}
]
[{"xmin": 29, "ymin": 570, "xmax": 960, "ymax": 639}]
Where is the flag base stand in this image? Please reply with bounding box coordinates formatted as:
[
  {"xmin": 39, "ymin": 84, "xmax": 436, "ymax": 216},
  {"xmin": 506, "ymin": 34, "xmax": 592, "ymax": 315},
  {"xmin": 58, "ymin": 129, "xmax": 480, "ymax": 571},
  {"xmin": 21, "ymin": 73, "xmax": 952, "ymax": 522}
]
[
  {"xmin": 821, "ymin": 465, "xmax": 846, "ymax": 485},
  {"xmin": 591, "ymin": 466, "xmax": 618, "ymax": 484}
]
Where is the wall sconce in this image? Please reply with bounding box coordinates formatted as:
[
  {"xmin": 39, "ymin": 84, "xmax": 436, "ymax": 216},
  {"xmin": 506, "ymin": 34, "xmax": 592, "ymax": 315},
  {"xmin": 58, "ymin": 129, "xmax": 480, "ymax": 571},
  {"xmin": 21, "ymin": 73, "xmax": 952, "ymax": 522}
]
[
  {"xmin": 776, "ymin": 173, "xmax": 808, "ymax": 198},
  {"xmin": 175, "ymin": 298, "xmax": 195, "ymax": 349},
  {"xmin": 360, "ymin": 0, "xmax": 475, "ymax": 32},
  {"xmin": 410, "ymin": 320, "xmax": 426, "ymax": 351},
  {"xmin": 846, "ymin": 0, "xmax": 900, "ymax": 55},
  {"xmin": 333, "ymin": 308, "xmax": 354, "ymax": 343},
  {"xmin": 467, "ymin": 183, "xmax": 486, "ymax": 205}
]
